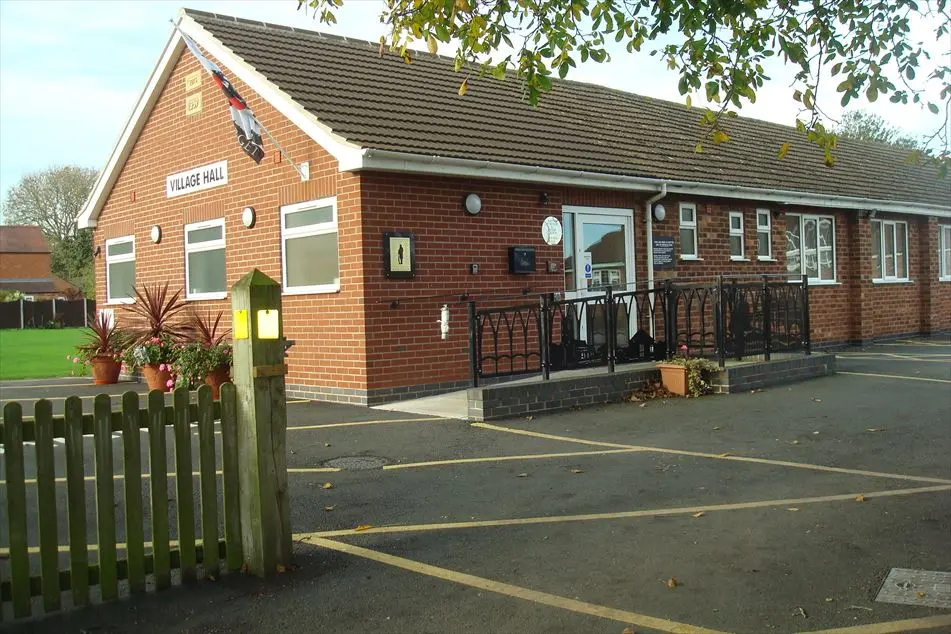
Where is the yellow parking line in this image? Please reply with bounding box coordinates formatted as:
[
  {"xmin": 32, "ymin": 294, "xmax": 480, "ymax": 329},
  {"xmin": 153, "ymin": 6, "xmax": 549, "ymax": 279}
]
[
  {"xmin": 838, "ymin": 371, "xmax": 951, "ymax": 384},
  {"xmin": 384, "ymin": 448, "xmax": 643, "ymax": 470},
  {"xmin": 288, "ymin": 417, "xmax": 450, "ymax": 430},
  {"xmin": 471, "ymin": 423, "xmax": 951, "ymax": 485},
  {"xmin": 305, "ymin": 536, "xmax": 729, "ymax": 634},
  {"xmin": 309, "ymin": 484, "xmax": 950, "ymax": 537},
  {"xmin": 799, "ymin": 614, "xmax": 951, "ymax": 633}
]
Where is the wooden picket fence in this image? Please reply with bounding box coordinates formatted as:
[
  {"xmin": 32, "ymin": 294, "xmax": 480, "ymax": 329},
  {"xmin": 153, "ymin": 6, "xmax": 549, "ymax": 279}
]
[{"xmin": 0, "ymin": 384, "xmax": 241, "ymax": 621}]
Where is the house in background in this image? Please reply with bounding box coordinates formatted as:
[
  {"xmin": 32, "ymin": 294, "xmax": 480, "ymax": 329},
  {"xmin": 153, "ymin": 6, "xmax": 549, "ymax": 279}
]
[{"xmin": 0, "ymin": 225, "xmax": 81, "ymax": 300}]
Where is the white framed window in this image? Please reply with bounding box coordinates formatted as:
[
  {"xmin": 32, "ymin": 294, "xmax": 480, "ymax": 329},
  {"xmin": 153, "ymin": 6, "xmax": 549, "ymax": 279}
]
[
  {"xmin": 184, "ymin": 218, "xmax": 226, "ymax": 299},
  {"xmin": 871, "ymin": 219, "xmax": 909, "ymax": 281},
  {"xmin": 756, "ymin": 209, "xmax": 772, "ymax": 259},
  {"xmin": 105, "ymin": 235, "xmax": 136, "ymax": 303},
  {"xmin": 281, "ymin": 196, "xmax": 339, "ymax": 294},
  {"xmin": 728, "ymin": 211, "xmax": 745, "ymax": 259},
  {"xmin": 939, "ymin": 225, "xmax": 951, "ymax": 281},
  {"xmin": 679, "ymin": 203, "xmax": 698, "ymax": 259},
  {"xmin": 786, "ymin": 214, "xmax": 836, "ymax": 283}
]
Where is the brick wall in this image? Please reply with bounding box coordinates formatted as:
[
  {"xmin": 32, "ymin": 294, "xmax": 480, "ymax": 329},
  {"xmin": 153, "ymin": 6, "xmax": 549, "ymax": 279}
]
[{"xmin": 93, "ymin": 43, "xmax": 369, "ymax": 392}]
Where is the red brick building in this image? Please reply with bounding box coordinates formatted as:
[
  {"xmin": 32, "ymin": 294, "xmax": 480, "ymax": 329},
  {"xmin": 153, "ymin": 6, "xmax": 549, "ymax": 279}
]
[
  {"xmin": 0, "ymin": 225, "xmax": 81, "ymax": 300},
  {"xmin": 79, "ymin": 9, "xmax": 951, "ymax": 405}
]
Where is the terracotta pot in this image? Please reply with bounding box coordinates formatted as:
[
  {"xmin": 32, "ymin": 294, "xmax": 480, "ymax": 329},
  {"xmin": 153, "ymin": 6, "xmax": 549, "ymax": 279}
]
[
  {"xmin": 142, "ymin": 363, "xmax": 173, "ymax": 392},
  {"xmin": 656, "ymin": 362, "xmax": 688, "ymax": 396},
  {"xmin": 204, "ymin": 364, "xmax": 231, "ymax": 400},
  {"xmin": 90, "ymin": 355, "xmax": 121, "ymax": 385}
]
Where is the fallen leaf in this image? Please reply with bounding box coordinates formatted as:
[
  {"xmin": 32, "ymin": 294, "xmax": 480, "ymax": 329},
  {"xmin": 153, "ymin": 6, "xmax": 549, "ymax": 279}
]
[
  {"xmin": 354, "ymin": 524, "xmax": 373, "ymax": 532},
  {"xmin": 666, "ymin": 577, "xmax": 680, "ymax": 589},
  {"xmin": 790, "ymin": 440, "xmax": 800, "ymax": 445},
  {"xmin": 692, "ymin": 512, "xmax": 705, "ymax": 518},
  {"xmin": 241, "ymin": 564, "xmax": 249, "ymax": 574},
  {"xmin": 866, "ymin": 428, "xmax": 884, "ymax": 433},
  {"xmin": 321, "ymin": 482, "xmax": 334, "ymax": 490},
  {"xmin": 855, "ymin": 495, "xmax": 865, "ymax": 503},
  {"xmin": 516, "ymin": 473, "xmax": 528, "ymax": 478},
  {"xmin": 812, "ymin": 431, "xmax": 820, "ymax": 435},
  {"xmin": 712, "ymin": 426, "xmax": 721, "ymax": 431},
  {"xmin": 325, "ymin": 442, "xmax": 332, "ymax": 447},
  {"xmin": 787, "ymin": 507, "xmax": 800, "ymax": 512},
  {"xmin": 825, "ymin": 597, "xmax": 833, "ymax": 602},
  {"xmin": 324, "ymin": 505, "xmax": 336, "ymax": 512},
  {"xmin": 207, "ymin": 574, "xmax": 217, "ymax": 582},
  {"xmin": 525, "ymin": 415, "xmax": 534, "ymax": 422},
  {"xmin": 916, "ymin": 591, "xmax": 926, "ymax": 598},
  {"xmin": 622, "ymin": 628, "xmax": 636, "ymax": 634},
  {"xmin": 569, "ymin": 468, "xmax": 584, "ymax": 474},
  {"xmin": 795, "ymin": 606, "xmax": 808, "ymax": 618},
  {"xmin": 639, "ymin": 403, "xmax": 647, "ymax": 408},
  {"xmin": 276, "ymin": 564, "xmax": 286, "ymax": 574},
  {"xmin": 718, "ymin": 453, "xmax": 731, "ymax": 458},
  {"xmin": 812, "ymin": 398, "xmax": 822, "ymax": 402},
  {"xmin": 458, "ymin": 78, "xmax": 469, "ymax": 96}
]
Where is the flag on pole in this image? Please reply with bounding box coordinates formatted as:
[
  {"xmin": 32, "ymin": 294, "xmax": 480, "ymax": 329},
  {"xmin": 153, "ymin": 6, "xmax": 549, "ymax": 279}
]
[{"xmin": 175, "ymin": 25, "xmax": 265, "ymax": 163}]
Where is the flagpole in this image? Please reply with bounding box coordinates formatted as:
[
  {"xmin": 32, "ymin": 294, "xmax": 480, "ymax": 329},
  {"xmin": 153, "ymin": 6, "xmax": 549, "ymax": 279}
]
[
  {"xmin": 260, "ymin": 125, "xmax": 307, "ymax": 181},
  {"xmin": 172, "ymin": 19, "xmax": 306, "ymax": 181}
]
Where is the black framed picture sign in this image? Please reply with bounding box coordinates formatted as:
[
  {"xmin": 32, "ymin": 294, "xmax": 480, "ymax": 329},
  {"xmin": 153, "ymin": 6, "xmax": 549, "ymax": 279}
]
[{"xmin": 384, "ymin": 232, "xmax": 416, "ymax": 278}]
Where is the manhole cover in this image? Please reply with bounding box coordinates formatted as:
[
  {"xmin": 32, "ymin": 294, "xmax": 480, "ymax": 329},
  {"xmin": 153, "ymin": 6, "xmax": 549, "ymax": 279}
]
[
  {"xmin": 324, "ymin": 456, "xmax": 387, "ymax": 471},
  {"xmin": 876, "ymin": 568, "xmax": 951, "ymax": 609}
]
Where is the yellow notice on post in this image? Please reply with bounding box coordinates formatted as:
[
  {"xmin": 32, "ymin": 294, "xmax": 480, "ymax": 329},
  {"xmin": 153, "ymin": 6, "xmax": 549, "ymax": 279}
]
[
  {"xmin": 257, "ymin": 309, "xmax": 280, "ymax": 339},
  {"xmin": 233, "ymin": 310, "xmax": 249, "ymax": 340}
]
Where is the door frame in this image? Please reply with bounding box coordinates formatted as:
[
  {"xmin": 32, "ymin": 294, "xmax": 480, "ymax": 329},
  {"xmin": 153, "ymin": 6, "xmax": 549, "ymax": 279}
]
[{"xmin": 562, "ymin": 205, "xmax": 636, "ymax": 295}]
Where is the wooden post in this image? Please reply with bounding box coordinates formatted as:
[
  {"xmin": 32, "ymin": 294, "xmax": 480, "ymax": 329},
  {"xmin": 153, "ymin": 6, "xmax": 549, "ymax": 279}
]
[{"xmin": 230, "ymin": 269, "xmax": 292, "ymax": 577}]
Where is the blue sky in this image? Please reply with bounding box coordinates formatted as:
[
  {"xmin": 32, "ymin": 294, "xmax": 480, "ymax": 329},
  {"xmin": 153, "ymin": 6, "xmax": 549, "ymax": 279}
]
[{"xmin": 0, "ymin": 0, "xmax": 945, "ymax": 209}]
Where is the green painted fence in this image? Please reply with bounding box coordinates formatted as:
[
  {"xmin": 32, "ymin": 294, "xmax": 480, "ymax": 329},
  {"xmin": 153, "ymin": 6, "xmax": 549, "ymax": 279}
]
[{"xmin": 0, "ymin": 384, "xmax": 242, "ymax": 620}]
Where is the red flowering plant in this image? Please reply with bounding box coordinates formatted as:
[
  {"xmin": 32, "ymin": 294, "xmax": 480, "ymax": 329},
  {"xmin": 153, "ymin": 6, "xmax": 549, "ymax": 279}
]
[{"xmin": 68, "ymin": 312, "xmax": 131, "ymax": 375}]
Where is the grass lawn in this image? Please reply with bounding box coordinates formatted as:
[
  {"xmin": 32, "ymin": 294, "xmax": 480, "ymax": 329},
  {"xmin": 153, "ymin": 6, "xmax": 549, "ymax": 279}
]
[{"xmin": 0, "ymin": 328, "xmax": 88, "ymax": 380}]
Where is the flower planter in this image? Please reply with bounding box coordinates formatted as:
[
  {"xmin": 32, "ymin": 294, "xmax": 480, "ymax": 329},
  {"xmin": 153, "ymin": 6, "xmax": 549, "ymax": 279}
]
[
  {"xmin": 656, "ymin": 362, "xmax": 688, "ymax": 396},
  {"xmin": 90, "ymin": 355, "xmax": 122, "ymax": 385},
  {"xmin": 204, "ymin": 365, "xmax": 231, "ymax": 400},
  {"xmin": 142, "ymin": 363, "xmax": 173, "ymax": 392}
]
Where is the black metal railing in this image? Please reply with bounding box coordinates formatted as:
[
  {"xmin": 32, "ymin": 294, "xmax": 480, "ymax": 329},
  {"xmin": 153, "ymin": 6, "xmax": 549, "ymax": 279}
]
[{"xmin": 467, "ymin": 275, "xmax": 810, "ymax": 386}]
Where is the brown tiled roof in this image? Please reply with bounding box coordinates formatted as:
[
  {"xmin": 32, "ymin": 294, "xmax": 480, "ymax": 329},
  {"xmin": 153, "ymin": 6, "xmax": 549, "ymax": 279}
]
[
  {"xmin": 0, "ymin": 225, "xmax": 49, "ymax": 253},
  {"xmin": 186, "ymin": 9, "xmax": 950, "ymax": 209}
]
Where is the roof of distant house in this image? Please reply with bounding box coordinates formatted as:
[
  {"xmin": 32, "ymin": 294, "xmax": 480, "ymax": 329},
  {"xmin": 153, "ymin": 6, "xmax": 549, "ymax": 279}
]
[{"xmin": 0, "ymin": 225, "xmax": 50, "ymax": 253}]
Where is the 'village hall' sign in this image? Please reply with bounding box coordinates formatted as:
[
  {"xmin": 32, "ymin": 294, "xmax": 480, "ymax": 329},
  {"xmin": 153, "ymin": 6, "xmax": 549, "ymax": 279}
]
[{"xmin": 166, "ymin": 160, "xmax": 228, "ymax": 198}]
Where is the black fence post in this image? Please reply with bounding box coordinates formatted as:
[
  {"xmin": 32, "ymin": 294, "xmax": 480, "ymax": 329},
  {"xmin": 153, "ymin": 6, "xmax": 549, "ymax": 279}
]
[
  {"xmin": 605, "ymin": 285, "xmax": 615, "ymax": 373},
  {"xmin": 663, "ymin": 280, "xmax": 674, "ymax": 359},
  {"xmin": 539, "ymin": 293, "xmax": 551, "ymax": 381},
  {"xmin": 801, "ymin": 274, "xmax": 811, "ymax": 356},
  {"xmin": 715, "ymin": 275, "xmax": 726, "ymax": 369},
  {"xmin": 467, "ymin": 301, "xmax": 479, "ymax": 387},
  {"xmin": 762, "ymin": 274, "xmax": 772, "ymax": 362}
]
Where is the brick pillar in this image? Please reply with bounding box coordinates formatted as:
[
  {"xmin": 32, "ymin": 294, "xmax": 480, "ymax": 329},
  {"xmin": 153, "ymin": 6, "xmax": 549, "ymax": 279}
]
[
  {"xmin": 847, "ymin": 214, "xmax": 872, "ymax": 343},
  {"xmin": 919, "ymin": 216, "xmax": 937, "ymax": 335}
]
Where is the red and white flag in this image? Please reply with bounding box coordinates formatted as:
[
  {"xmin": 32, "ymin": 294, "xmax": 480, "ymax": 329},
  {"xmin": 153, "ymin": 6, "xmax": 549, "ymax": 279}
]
[{"xmin": 176, "ymin": 25, "xmax": 265, "ymax": 163}]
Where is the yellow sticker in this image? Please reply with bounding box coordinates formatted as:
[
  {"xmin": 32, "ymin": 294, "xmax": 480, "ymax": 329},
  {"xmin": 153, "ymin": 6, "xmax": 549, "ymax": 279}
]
[
  {"xmin": 257, "ymin": 309, "xmax": 280, "ymax": 340},
  {"xmin": 233, "ymin": 310, "xmax": 249, "ymax": 340}
]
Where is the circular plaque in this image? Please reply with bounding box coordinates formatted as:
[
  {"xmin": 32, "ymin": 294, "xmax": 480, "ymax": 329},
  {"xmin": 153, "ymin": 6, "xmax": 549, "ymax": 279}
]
[{"xmin": 541, "ymin": 216, "xmax": 563, "ymax": 246}]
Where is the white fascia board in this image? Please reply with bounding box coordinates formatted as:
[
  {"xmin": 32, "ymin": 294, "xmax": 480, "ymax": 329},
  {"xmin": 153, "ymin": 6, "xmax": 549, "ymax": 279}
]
[
  {"xmin": 359, "ymin": 149, "xmax": 951, "ymax": 218},
  {"xmin": 177, "ymin": 11, "xmax": 363, "ymax": 168},
  {"xmin": 77, "ymin": 29, "xmax": 185, "ymax": 229}
]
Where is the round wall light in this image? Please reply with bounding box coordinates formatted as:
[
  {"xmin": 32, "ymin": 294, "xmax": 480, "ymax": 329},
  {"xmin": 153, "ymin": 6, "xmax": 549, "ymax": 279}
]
[
  {"xmin": 150, "ymin": 225, "xmax": 162, "ymax": 244},
  {"xmin": 464, "ymin": 193, "xmax": 482, "ymax": 215},
  {"xmin": 652, "ymin": 203, "xmax": 667, "ymax": 222},
  {"xmin": 242, "ymin": 206, "xmax": 256, "ymax": 228}
]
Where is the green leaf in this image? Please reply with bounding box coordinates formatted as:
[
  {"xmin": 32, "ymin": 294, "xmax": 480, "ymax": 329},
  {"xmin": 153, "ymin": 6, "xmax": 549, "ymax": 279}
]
[
  {"xmin": 711, "ymin": 130, "xmax": 729, "ymax": 145},
  {"xmin": 866, "ymin": 85, "xmax": 878, "ymax": 102},
  {"xmin": 685, "ymin": 95, "xmax": 692, "ymax": 108},
  {"xmin": 928, "ymin": 102, "xmax": 940, "ymax": 114},
  {"xmin": 778, "ymin": 142, "xmax": 791, "ymax": 160}
]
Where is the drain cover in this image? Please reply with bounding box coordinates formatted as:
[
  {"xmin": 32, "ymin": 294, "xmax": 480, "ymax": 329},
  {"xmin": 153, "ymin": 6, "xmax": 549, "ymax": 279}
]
[
  {"xmin": 324, "ymin": 456, "xmax": 387, "ymax": 470},
  {"xmin": 876, "ymin": 568, "xmax": 951, "ymax": 609}
]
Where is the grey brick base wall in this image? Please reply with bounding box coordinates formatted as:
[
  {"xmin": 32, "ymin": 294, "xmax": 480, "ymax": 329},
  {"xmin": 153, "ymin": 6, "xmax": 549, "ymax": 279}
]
[
  {"xmin": 286, "ymin": 378, "xmax": 473, "ymax": 406},
  {"xmin": 710, "ymin": 353, "xmax": 836, "ymax": 394},
  {"xmin": 468, "ymin": 366, "xmax": 659, "ymax": 421}
]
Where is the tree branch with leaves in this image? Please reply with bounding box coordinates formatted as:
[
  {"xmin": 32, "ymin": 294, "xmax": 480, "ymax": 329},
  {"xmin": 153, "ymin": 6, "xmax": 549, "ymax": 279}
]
[{"xmin": 300, "ymin": 0, "xmax": 950, "ymax": 176}]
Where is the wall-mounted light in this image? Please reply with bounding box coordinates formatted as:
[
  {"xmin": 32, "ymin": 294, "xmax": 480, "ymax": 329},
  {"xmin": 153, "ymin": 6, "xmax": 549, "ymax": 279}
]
[
  {"xmin": 859, "ymin": 209, "xmax": 877, "ymax": 220},
  {"xmin": 150, "ymin": 225, "xmax": 162, "ymax": 244},
  {"xmin": 94, "ymin": 245, "xmax": 101, "ymax": 258},
  {"xmin": 463, "ymin": 193, "xmax": 482, "ymax": 215},
  {"xmin": 652, "ymin": 203, "xmax": 667, "ymax": 222},
  {"xmin": 242, "ymin": 206, "xmax": 257, "ymax": 228},
  {"xmin": 539, "ymin": 191, "xmax": 550, "ymax": 205}
]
